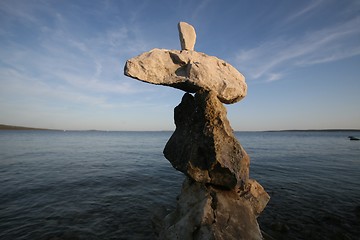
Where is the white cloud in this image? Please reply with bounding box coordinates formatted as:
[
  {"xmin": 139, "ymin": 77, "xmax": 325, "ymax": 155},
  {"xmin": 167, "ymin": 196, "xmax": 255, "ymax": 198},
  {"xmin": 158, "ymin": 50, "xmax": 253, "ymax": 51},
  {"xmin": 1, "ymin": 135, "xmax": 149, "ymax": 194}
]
[
  {"xmin": 235, "ymin": 16, "xmax": 360, "ymax": 82},
  {"xmin": 266, "ymin": 73, "xmax": 283, "ymax": 83}
]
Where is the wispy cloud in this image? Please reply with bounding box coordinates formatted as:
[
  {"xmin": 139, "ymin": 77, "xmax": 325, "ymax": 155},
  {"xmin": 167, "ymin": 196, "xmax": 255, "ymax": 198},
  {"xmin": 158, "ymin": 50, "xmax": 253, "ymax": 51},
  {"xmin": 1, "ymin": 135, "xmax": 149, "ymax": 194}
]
[
  {"xmin": 0, "ymin": 66, "xmax": 163, "ymax": 112},
  {"xmin": 0, "ymin": 67, "xmax": 114, "ymax": 109},
  {"xmin": 191, "ymin": 0, "xmax": 212, "ymax": 20},
  {"xmin": 235, "ymin": 15, "xmax": 360, "ymax": 82},
  {"xmin": 0, "ymin": 0, "xmax": 156, "ymax": 111},
  {"xmin": 0, "ymin": 0, "xmax": 40, "ymax": 24},
  {"xmin": 285, "ymin": 0, "xmax": 323, "ymax": 22}
]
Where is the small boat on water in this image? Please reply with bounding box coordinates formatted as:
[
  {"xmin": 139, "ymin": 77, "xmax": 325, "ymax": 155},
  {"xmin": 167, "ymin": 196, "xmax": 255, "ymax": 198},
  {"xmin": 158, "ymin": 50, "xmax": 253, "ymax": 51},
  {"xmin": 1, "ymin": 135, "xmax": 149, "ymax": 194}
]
[{"xmin": 348, "ymin": 136, "xmax": 359, "ymax": 141}]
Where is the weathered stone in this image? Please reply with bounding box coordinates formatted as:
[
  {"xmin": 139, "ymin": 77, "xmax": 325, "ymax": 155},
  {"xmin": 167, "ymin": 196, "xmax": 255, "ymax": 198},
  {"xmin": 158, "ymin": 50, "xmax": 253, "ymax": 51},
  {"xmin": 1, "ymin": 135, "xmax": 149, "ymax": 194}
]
[
  {"xmin": 178, "ymin": 21, "xmax": 196, "ymax": 50},
  {"xmin": 124, "ymin": 48, "xmax": 247, "ymax": 104},
  {"xmin": 237, "ymin": 179, "xmax": 270, "ymax": 217},
  {"xmin": 163, "ymin": 90, "xmax": 250, "ymax": 189},
  {"xmin": 159, "ymin": 178, "xmax": 264, "ymax": 240}
]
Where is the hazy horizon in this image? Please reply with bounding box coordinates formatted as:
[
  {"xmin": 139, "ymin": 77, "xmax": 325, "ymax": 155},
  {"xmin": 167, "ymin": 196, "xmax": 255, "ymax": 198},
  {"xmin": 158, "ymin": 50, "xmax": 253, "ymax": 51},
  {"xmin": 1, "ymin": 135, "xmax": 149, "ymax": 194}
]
[{"xmin": 1, "ymin": 123, "xmax": 360, "ymax": 133}]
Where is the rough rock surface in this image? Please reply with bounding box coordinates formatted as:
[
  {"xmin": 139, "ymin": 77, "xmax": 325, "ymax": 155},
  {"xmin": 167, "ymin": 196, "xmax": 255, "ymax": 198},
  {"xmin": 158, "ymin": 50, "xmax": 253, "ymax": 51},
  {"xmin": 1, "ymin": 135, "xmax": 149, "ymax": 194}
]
[
  {"xmin": 240, "ymin": 179, "xmax": 270, "ymax": 216},
  {"xmin": 158, "ymin": 178, "xmax": 266, "ymax": 240},
  {"xmin": 178, "ymin": 21, "xmax": 196, "ymax": 50},
  {"xmin": 124, "ymin": 48, "xmax": 247, "ymax": 104},
  {"xmin": 164, "ymin": 90, "xmax": 249, "ymax": 189}
]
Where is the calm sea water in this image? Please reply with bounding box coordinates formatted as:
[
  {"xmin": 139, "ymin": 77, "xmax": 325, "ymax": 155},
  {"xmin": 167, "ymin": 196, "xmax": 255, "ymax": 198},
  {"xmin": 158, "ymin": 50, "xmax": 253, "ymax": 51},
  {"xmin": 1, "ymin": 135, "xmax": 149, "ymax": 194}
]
[{"xmin": 0, "ymin": 130, "xmax": 359, "ymax": 240}]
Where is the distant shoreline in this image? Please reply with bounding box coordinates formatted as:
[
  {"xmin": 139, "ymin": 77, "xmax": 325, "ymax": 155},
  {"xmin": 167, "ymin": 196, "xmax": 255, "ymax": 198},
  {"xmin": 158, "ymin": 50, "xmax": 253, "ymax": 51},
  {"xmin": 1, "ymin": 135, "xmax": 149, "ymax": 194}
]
[
  {"xmin": 1, "ymin": 124, "xmax": 359, "ymax": 132},
  {"xmin": 0, "ymin": 124, "xmax": 55, "ymax": 131},
  {"xmin": 264, "ymin": 129, "xmax": 360, "ymax": 132}
]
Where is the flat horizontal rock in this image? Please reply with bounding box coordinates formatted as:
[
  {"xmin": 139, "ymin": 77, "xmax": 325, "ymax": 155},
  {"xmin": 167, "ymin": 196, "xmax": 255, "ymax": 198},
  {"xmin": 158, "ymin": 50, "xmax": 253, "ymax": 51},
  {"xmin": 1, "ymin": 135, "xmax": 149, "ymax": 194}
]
[{"xmin": 124, "ymin": 48, "xmax": 247, "ymax": 104}]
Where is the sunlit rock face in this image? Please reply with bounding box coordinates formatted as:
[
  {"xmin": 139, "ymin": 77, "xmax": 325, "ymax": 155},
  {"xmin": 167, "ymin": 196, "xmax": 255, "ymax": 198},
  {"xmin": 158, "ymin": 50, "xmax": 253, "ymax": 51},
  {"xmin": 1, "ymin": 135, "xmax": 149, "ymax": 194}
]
[
  {"xmin": 124, "ymin": 49, "xmax": 247, "ymax": 104},
  {"xmin": 178, "ymin": 21, "xmax": 196, "ymax": 51},
  {"xmin": 123, "ymin": 21, "xmax": 269, "ymax": 240}
]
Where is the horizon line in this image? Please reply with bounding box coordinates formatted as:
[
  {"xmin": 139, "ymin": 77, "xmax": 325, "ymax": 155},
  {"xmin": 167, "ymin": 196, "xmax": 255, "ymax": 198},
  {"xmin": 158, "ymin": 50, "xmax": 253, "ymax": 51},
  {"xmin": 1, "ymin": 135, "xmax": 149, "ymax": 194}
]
[{"xmin": 1, "ymin": 124, "xmax": 359, "ymax": 132}]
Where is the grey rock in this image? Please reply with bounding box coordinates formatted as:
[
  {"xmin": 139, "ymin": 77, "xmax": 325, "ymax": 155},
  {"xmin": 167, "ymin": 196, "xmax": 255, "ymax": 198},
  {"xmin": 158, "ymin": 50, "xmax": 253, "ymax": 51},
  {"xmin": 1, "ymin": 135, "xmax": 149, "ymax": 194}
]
[
  {"xmin": 237, "ymin": 179, "xmax": 270, "ymax": 216},
  {"xmin": 163, "ymin": 90, "xmax": 250, "ymax": 189},
  {"xmin": 159, "ymin": 178, "xmax": 264, "ymax": 240}
]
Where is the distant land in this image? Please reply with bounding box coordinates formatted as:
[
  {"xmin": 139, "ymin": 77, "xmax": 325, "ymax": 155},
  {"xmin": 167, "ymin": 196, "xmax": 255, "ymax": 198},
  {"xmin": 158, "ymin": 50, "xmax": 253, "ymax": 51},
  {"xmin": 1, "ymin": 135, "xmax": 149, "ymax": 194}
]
[
  {"xmin": 0, "ymin": 124, "xmax": 54, "ymax": 131},
  {"xmin": 265, "ymin": 129, "xmax": 360, "ymax": 132},
  {"xmin": 0, "ymin": 124, "xmax": 359, "ymax": 132}
]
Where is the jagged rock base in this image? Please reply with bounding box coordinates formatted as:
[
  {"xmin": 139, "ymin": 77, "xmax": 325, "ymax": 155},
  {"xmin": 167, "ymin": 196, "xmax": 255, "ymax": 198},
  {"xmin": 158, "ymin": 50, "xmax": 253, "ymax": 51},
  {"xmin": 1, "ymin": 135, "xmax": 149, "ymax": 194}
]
[{"xmin": 158, "ymin": 178, "xmax": 267, "ymax": 240}]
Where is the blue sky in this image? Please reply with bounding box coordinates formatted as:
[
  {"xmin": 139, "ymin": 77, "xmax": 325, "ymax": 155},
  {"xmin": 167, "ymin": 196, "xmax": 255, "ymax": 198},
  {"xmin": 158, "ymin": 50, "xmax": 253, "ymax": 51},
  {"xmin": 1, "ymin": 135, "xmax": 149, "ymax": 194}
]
[{"xmin": 0, "ymin": 0, "xmax": 359, "ymax": 131}]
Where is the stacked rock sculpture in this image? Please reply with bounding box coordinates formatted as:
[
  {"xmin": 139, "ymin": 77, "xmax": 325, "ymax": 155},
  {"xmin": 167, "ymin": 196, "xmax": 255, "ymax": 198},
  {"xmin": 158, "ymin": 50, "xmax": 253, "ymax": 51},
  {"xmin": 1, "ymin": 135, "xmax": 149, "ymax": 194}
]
[{"xmin": 124, "ymin": 22, "xmax": 269, "ymax": 240}]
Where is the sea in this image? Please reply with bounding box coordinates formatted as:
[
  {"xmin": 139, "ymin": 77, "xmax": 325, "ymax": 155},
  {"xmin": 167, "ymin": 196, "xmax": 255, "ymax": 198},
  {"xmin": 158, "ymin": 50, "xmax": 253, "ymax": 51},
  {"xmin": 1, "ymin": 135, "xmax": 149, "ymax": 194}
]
[{"xmin": 0, "ymin": 130, "xmax": 359, "ymax": 240}]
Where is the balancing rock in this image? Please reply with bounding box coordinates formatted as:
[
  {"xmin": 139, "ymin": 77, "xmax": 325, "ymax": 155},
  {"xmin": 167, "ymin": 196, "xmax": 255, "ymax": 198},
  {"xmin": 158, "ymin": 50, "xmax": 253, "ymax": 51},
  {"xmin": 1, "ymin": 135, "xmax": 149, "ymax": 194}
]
[
  {"xmin": 163, "ymin": 90, "xmax": 250, "ymax": 189},
  {"xmin": 124, "ymin": 49, "xmax": 247, "ymax": 104},
  {"xmin": 123, "ymin": 21, "xmax": 269, "ymax": 240},
  {"xmin": 178, "ymin": 21, "xmax": 196, "ymax": 50}
]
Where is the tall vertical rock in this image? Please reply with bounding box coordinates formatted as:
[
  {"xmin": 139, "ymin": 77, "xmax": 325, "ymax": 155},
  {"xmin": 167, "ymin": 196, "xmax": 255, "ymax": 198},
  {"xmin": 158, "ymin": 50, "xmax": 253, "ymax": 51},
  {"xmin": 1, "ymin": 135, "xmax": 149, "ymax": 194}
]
[
  {"xmin": 163, "ymin": 90, "xmax": 249, "ymax": 189},
  {"xmin": 178, "ymin": 21, "xmax": 196, "ymax": 50},
  {"xmin": 124, "ymin": 21, "xmax": 269, "ymax": 240}
]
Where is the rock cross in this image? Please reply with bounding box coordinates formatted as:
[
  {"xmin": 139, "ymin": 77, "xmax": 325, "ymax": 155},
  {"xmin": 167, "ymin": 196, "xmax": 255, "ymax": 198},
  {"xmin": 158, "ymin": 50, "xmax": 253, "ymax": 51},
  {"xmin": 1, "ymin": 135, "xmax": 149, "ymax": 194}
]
[
  {"xmin": 124, "ymin": 22, "xmax": 269, "ymax": 240},
  {"xmin": 124, "ymin": 22, "xmax": 247, "ymax": 104}
]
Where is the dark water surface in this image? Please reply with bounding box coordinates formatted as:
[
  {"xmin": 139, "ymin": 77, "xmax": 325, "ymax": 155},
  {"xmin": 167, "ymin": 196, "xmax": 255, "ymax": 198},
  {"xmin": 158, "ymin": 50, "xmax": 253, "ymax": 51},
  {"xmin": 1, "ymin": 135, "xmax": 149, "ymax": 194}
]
[{"xmin": 0, "ymin": 130, "xmax": 359, "ymax": 239}]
